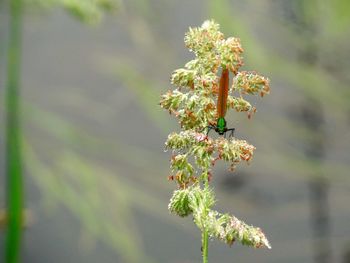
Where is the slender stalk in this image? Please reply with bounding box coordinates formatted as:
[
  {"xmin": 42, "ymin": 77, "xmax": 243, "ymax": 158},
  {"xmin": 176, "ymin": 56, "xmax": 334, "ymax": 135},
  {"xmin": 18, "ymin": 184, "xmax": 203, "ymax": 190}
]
[
  {"xmin": 202, "ymin": 230, "xmax": 209, "ymax": 263},
  {"xmin": 5, "ymin": 0, "xmax": 23, "ymax": 261},
  {"xmin": 202, "ymin": 175, "xmax": 209, "ymax": 263}
]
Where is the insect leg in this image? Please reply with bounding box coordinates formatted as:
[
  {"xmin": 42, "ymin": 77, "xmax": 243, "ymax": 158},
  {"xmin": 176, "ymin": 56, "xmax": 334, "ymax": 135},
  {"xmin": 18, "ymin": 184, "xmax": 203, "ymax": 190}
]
[
  {"xmin": 227, "ymin": 128, "xmax": 235, "ymax": 138},
  {"xmin": 206, "ymin": 126, "xmax": 215, "ymax": 136}
]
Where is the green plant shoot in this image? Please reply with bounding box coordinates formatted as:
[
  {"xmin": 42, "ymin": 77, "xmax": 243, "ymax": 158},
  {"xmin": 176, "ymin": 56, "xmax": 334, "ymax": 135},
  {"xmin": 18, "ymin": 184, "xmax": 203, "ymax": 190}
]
[{"xmin": 160, "ymin": 20, "xmax": 271, "ymax": 262}]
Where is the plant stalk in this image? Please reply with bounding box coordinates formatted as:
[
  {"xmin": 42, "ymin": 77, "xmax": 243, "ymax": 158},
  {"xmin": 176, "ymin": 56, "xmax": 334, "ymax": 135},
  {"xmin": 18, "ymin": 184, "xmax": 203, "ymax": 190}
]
[
  {"xmin": 202, "ymin": 230, "xmax": 209, "ymax": 263},
  {"xmin": 5, "ymin": 0, "xmax": 23, "ymax": 261},
  {"xmin": 202, "ymin": 174, "xmax": 209, "ymax": 263}
]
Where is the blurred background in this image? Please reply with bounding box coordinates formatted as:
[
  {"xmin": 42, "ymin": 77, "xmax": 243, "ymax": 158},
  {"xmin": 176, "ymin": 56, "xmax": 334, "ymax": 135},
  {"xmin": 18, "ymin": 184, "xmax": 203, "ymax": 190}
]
[{"xmin": 1, "ymin": 0, "xmax": 350, "ymax": 262}]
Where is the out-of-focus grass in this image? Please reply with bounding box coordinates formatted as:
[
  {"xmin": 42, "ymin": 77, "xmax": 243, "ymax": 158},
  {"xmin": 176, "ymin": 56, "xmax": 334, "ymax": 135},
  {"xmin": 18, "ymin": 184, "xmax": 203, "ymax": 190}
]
[
  {"xmin": 25, "ymin": 0, "xmax": 120, "ymax": 24},
  {"xmin": 24, "ymin": 140, "xmax": 155, "ymax": 263},
  {"xmin": 113, "ymin": 63, "xmax": 174, "ymax": 134}
]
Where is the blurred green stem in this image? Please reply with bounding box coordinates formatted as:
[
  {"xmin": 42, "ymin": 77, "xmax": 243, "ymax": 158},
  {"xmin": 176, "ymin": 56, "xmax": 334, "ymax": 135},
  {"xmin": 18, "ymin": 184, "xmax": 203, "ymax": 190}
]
[{"xmin": 5, "ymin": 0, "xmax": 23, "ymax": 261}]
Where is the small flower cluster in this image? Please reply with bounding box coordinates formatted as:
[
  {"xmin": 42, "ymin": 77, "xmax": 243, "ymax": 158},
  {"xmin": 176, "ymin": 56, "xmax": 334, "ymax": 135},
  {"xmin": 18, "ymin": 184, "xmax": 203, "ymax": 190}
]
[
  {"xmin": 169, "ymin": 186, "xmax": 271, "ymax": 249},
  {"xmin": 217, "ymin": 37, "xmax": 244, "ymax": 73},
  {"xmin": 208, "ymin": 211, "xmax": 271, "ymax": 249},
  {"xmin": 161, "ymin": 20, "xmax": 270, "ymax": 251},
  {"xmin": 166, "ymin": 131, "xmax": 255, "ymax": 188},
  {"xmin": 234, "ymin": 71, "xmax": 270, "ymax": 97}
]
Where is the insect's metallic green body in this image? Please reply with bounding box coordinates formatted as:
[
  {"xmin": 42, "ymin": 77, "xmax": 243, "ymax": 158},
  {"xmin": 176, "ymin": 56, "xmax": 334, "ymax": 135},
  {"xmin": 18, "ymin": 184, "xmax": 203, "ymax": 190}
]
[
  {"xmin": 206, "ymin": 117, "xmax": 234, "ymax": 137},
  {"xmin": 216, "ymin": 117, "xmax": 227, "ymax": 135}
]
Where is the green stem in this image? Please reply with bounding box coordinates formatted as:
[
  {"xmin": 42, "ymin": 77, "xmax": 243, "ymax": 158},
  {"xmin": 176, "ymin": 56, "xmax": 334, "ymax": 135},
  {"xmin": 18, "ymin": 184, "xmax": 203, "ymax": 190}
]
[
  {"xmin": 5, "ymin": 0, "xmax": 23, "ymax": 261},
  {"xmin": 202, "ymin": 172, "xmax": 209, "ymax": 263},
  {"xmin": 202, "ymin": 230, "xmax": 209, "ymax": 263}
]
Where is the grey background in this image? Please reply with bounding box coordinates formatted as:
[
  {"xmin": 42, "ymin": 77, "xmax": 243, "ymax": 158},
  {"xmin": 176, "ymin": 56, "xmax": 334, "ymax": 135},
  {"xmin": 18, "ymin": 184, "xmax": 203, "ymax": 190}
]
[{"xmin": 1, "ymin": 0, "xmax": 350, "ymax": 262}]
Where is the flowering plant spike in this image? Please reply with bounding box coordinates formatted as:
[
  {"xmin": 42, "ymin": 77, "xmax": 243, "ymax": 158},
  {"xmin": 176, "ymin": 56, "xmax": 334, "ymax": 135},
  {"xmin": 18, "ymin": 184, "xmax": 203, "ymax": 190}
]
[{"xmin": 160, "ymin": 20, "xmax": 271, "ymax": 262}]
